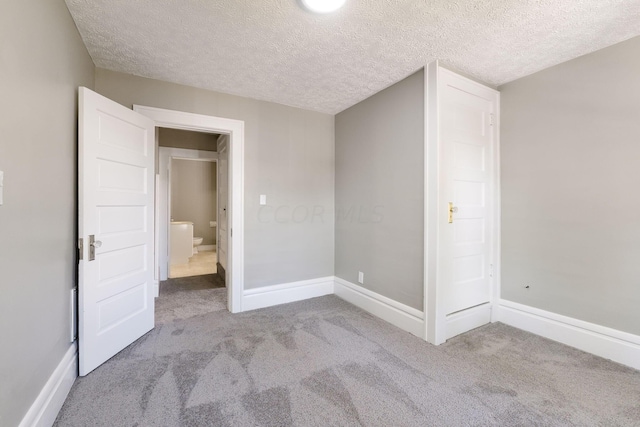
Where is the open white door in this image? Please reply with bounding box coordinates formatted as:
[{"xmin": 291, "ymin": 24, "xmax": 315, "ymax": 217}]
[{"xmin": 78, "ymin": 87, "xmax": 156, "ymax": 376}]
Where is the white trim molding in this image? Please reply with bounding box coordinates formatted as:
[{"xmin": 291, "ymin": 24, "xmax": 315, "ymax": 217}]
[
  {"xmin": 242, "ymin": 276, "xmax": 425, "ymax": 339},
  {"xmin": 19, "ymin": 344, "xmax": 77, "ymax": 427},
  {"xmin": 423, "ymin": 61, "xmax": 441, "ymax": 344},
  {"xmin": 334, "ymin": 277, "xmax": 424, "ymax": 338},
  {"xmin": 495, "ymin": 299, "xmax": 640, "ymax": 371},
  {"xmin": 133, "ymin": 105, "xmax": 245, "ymax": 313},
  {"xmin": 243, "ymin": 277, "xmax": 335, "ymax": 312}
]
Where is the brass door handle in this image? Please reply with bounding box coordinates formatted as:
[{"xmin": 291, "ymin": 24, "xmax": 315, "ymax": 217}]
[{"xmin": 448, "ymin": 202, "xmax": 458, "ymax": 223}]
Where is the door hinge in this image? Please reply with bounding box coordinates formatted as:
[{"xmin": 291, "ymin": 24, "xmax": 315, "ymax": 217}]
[
  {"xmin": 489, "ymin": 113, "xmax": 495, "ymax": 126},
  {"xmin": 78, "ymin": 238, "xmax": 83, "ymax": 261},
  {"xmin": 231, "ymin": 228, "xmax": 233, "ymax": 238}
]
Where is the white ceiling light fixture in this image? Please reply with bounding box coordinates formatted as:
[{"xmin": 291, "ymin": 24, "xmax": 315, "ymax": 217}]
[{"xmin": 301, "ymin": 0, "xmax": 346, "ymax": 14}]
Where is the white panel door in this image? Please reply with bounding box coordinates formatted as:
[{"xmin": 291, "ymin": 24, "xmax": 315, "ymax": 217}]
[
  {"xmin": 217, "ymin": 135, "xmax": 229, "ymax": 273},
  {"xmin": 438, "ymin": 72, "xmax": 496, "ymax": 316},
  {"xmin": 78, "ymin": 87, "xmax": 156, "ymax": 376}
]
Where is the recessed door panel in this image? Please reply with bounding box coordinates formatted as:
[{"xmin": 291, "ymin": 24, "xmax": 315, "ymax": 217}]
[
  {"xmin": 98, "ymin": 206, "xmax": 146, "ymax": 235},
  {"xmin": 98, "ymin": 111, "xmax": 148, "ymax": 155},
  {"xmin": 453, "ymin": 254, "xmax": 484, "ymax": 285},
  {"xmin": 98, "ymin": 160, "xmax": 147, "ymax": 193},
  {"xmin": 454, "ymin": 180, "xmax": 485, "ymax": 207},
  {"xmin": 97, "ymin": 284, "xmax": 148, "ymax": 334},
  {"xmin": 98, "ymin": 245, "xmax": 147, "ymax": 284},
  {"xmin": 454, "ymin": 219, "xmax": 484, "ymax": 244},
  {"xmin": 454, "ymin": 142, "xmax": 485, "ymax": 171}
]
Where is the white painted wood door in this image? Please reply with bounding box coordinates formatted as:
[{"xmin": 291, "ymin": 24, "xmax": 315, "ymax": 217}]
[
  {"xmin": 438, "ymin": 71, "xmax": 497, "ymax": 317},
  {"xmin": 217, "ymin": 135, "xmax": 229, "ymax": 272},
  {"xmin": 78, "ymin": 87, "xmax": 156, "ymax": 376}
]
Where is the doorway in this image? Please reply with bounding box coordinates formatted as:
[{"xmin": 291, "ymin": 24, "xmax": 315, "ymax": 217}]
[
  {"xmin": 156, "ymin": 127, "xmax": 220, "ymax": 279},
  {"xmin": 168, "ymin": 157, "xmax": 217, "ymax": 279},
  {"xmin": 134, "ymin": 105, "xmax": 245, "ymax": 314}
]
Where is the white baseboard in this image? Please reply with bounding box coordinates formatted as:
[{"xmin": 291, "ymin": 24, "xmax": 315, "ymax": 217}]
[
  {"xmin": 333, "ymin": 277, "xmax": 424, "ymax": 338},
  {"xmin": 197, "ymin": 245, "xmax": 215, "ymax": 252},
  {"xmin": 495, "ymin": 299, "xmax": 640, "ymax": 371},
  {"xmin": 243, "ymin": 276, "xmax": 335, "ymax": 311},
  {"xmin": 20, "ymin": 343, "xmax": 77, "ymax": 427},
  {"xmin": 446, "ymin": 303, "xmax": 492, "ymax": 339}
]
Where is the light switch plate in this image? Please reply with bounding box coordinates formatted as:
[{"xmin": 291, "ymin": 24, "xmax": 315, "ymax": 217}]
[{"xmin": 259, "ymin": 194, "xmax": 267, "ymax": 205}]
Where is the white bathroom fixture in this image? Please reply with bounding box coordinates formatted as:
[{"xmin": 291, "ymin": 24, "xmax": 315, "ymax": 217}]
[
  {"xmin": 193, "ymin": 237, "xmax": 203, "ymax": 254},
  {"xmin": 170, "ymin": 221, "xmax": 194, "ymax": 265}
]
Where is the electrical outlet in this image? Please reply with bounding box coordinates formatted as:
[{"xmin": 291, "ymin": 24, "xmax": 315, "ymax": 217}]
[{"xmin": 358, "ymin": 271, "xmax": 364, "ymax": 284}]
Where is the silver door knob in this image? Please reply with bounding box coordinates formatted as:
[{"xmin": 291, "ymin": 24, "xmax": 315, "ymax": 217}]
[{"xmin": 88, "ymin": 235, "xmax": 101, "ymax": 261}]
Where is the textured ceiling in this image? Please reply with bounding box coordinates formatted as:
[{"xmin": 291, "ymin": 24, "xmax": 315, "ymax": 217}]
[{"xmin": 65, "ymin": 0, "xmax": 640, "ymax": 114}]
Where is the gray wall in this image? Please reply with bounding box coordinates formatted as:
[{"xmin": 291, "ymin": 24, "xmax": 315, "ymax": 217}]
[
  {"xmin": 171, "ymin": 159, "xmax": 217, "ymax": 245},
  {"xmin": 95, "ymin": 68, "xmax": 335, "ymax": 289},
  {"xmin": 335, "ymin": 70, "xmax": 424, "ymax": 310},
  {"xmin": 0, "ymin": 1, "xmax": 95, "ymax": 425},
  {"xmin": 159, "ymin": 127, "xmax": 218, "ymax": 151},
  {"xmin": 500, "ymin": 36, "xmax": 640, "ymax": 335}
]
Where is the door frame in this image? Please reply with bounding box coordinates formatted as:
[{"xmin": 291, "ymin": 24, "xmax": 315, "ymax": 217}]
[
  {"xmin": 423, "ymin": 62, "xmax": 501, "ymax": 344},
  {"xmin": 134, "ymin": 105, "xmax": 245, "ymax": 313}
]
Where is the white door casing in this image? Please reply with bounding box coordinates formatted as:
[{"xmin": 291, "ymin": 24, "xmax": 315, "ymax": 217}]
[
  {"xmin": 78, "ymin": 87, "xmax": 156, "ymax": 376},
  {"xmin": 424, "ymin": 64, "xmax": 500, "ymax": 345},
  {"xmin": 217, "ymin": 135, "xmax": 229, "ymax": 272},
  {"xmin": 133, "ymin": 105, "xmax": 244, "ymax": 314}
]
